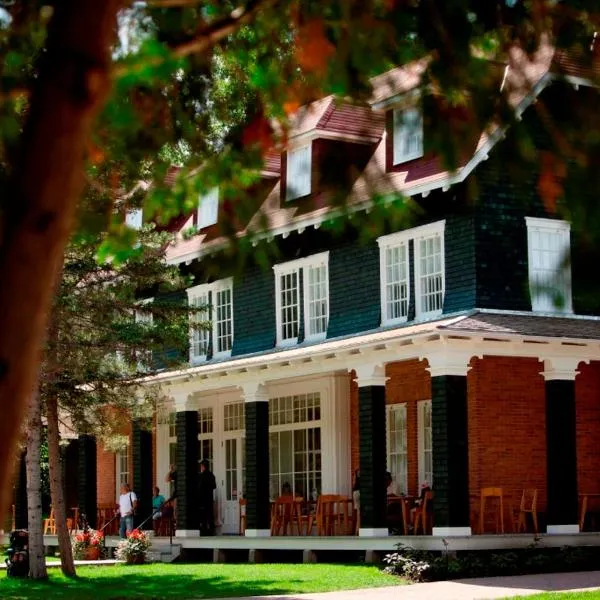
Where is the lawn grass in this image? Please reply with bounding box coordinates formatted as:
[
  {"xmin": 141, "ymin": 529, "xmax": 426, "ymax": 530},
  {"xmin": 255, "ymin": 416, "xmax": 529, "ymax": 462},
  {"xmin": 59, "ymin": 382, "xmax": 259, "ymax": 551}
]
[{"xmin": 0, "ymin": 562, "xmax": 402, "ymax": 599}]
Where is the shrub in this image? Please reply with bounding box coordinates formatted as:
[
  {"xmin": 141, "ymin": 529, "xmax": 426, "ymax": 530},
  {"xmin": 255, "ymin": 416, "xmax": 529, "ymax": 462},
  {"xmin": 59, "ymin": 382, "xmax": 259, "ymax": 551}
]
[
  {"xmin": 382, "ymin": 545, "xmax": 432, "ymax": 582},
  {"xmin": 115, "ymin": 529, "xmax": 151, "ymax": 564}
]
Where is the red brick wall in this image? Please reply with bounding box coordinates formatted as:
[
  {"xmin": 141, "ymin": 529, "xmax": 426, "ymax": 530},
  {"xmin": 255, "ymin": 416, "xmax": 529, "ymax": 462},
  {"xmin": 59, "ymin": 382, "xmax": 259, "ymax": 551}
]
[
  {"xmin": 467, "ymin": 356, "xmax": 547, "ymax": 527},
  {"xmin": 349, "ymin": 359, "xmax": 431, "ymax": 497},
  {"xmin": 97, "ymin": 445, "xmax": 116, "ymax": 506},
  {"xmin": 576, "ymin": 361, "xmax": 600, "ymax": 494}
]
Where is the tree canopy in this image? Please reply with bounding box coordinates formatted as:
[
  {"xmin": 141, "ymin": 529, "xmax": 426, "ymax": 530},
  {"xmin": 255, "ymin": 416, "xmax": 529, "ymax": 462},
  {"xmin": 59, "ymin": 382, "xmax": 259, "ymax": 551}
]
[{"xmin": 1, "ymin": 0, "xmax": 599, "ymax": 517}]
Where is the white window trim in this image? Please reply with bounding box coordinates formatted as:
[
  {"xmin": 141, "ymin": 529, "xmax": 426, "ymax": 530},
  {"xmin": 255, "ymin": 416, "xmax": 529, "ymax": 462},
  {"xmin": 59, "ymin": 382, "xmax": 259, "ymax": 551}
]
[
  {"xmin": 286, "ymin": 144, "xmax": 312, "ymax": 201},
  {"xmin": 197, "ymin": 186, "xmax": 219, "ymax": 229},
  {"xmin": 273, "ymin": 252, "xmax": 329, "ymax": 347},
  {"xmin": 417, "ymin": 399, "xmax": 433, "ymax": 489},
  {"xmin": 115, "ymin": 450, "xmax": 129, "ymax": 502},
  {"xmin": 525, "ymin": 216, "xmax": 572, "ymax": 314},
  {"xmin": 386, "ymin": 403, "xmax": 408, "ymax": 495},
  {"xmin": 186, "ymin": 278, "xmax": 234, "ymax": 364},
  {"xmin": 393, "ymin": 106, "xmax": 424, "ymax": 165},
  {"xmin": 377, "ymin": 220, "xmax": 446, "ymax": 324}
]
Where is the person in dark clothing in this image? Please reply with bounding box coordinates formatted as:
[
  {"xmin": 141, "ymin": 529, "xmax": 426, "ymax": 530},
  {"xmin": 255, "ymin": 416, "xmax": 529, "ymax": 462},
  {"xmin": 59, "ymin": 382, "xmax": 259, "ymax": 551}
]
[{"xmin": 198, "ymin": 459, "xmax": 216, "ymax": 535}]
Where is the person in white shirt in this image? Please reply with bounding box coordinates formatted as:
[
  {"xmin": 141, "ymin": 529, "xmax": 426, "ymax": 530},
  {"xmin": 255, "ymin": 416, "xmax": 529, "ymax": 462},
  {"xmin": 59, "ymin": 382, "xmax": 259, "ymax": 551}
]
[{"xmin": 117, "ymin": 483, "xmax": 138, "ymax": 538}]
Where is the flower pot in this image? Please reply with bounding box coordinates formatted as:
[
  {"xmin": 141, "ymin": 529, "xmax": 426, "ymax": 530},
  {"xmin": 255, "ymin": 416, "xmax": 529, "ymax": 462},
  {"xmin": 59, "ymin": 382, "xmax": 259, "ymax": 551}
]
[{"xmin": 85, "ymin": 546, "xmax": 100, "ymax": 561}]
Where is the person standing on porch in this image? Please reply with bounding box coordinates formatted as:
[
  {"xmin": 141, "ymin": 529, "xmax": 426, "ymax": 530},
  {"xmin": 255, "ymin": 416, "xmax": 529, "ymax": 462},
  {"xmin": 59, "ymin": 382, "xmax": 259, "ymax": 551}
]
[
  {"xmin": 198, "ymin": 459, "xmax": 216, "ymax": 536},
  {"xmin": 117, "ymin": 483, "xmax": 137, "ymax": 539}
]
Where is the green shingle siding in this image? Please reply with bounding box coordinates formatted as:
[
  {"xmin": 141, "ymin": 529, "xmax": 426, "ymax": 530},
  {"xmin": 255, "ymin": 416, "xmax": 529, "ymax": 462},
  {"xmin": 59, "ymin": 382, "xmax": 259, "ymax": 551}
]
[{"xmin": 443, "ymin": 216, "xmax": 476, "ymax": 313}]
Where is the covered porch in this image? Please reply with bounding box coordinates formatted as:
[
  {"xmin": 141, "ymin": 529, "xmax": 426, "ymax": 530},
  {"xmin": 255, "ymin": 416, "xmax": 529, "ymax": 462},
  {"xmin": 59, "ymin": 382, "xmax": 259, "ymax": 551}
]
[{"xmin": 72, "ymin": 311, "xmax": 600, "ymax": 544}]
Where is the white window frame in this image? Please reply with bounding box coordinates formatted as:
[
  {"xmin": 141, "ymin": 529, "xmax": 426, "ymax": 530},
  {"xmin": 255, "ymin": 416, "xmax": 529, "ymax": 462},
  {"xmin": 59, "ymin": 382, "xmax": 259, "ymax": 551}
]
[
  {"xmin": 268, "ymin": 392, "xmax": 322, "ymax": 501},
  {"xmin": 186, "ymin": 278, "xmax": 234, "ymax": 364},
  {"xmin": 286, "ymin": 144, "xmax": 312, "ymax": 201},
  {"xmin": 198, "ymin": 406, "xmax": 214, "ymax": 472},
  {"xmin": 273, "ymin": 252, "xmax": 329, "ymax": 347},
  {"xmin": 125, "ymin": 208, "xmax": 143, "ymax": 230},
  {"xmin": 525, "ymin": 217, "xmax": 572, "ymax": 313},
  {"xmin": 197, "ymin": 186, "xmax": 219, "ymax": 229},
  {"xmin": 115, "ymin": 449, "xmax": 130, "ymax": 501},
  {"xmin": 378, "ymin": 220, "xmax": 445, "ymax": 324},
  {"xmin": 417, "ymin": 399, "xmax": 433, "ymax": 489},
  {"xmin": 377, "ymin": 237, "xmax": 410, "ymax": 325},
  {"xmin": 386, "ymin": 403, "xmax": 408, "ymax": 495},
  {"xmin": 393, "ymin": 106, "xmax": 424, "ymax": 165}
]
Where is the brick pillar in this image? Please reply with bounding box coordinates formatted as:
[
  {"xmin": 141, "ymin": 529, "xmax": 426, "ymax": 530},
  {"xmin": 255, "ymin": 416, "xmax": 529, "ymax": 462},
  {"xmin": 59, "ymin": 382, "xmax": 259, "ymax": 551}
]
[
  {"xmin": 132, "ymin": 420, "xmax": 153, "ymax": 530},
  {"xmin": 243, "ymin": 383, "xmax": 270, "ymax": 536},
  {"xmin": 431, "ymin": 375, "xmax": 470, "ymax": 535},
  {"xmin": 543, "ymin": 358, "xmax": 581, "ymax": 533},
  {"xmin": 14, "ymin": 451, "xmax": 27, "ymax": 530},
  {"xmin": 175, "ymin": 410, "xmax": 199, "ymax": 535},
  {"xmin": 354, "ymin": 365, "xmax": 388, "ymax": 537},
  {"xmin": 78, "ymin": 434, "xmax": 97, "ymax": 529}
]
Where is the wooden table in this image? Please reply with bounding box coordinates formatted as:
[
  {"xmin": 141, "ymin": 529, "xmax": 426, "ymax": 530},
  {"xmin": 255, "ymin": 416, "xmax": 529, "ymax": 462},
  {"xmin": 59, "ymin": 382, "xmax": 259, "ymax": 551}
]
[{"xmin": 579, "ymin": 493, "xmax": 600, "ymax": 531}]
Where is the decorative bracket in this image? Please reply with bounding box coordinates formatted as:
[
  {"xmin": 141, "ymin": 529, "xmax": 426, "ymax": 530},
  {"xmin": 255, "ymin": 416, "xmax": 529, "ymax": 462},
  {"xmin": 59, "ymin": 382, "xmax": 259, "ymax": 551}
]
[
  {"xmin": 353, "ymin": 363, "xmax": 388, "ymax": 388},
  {"xmin": 541, "ymin": 357, "xmax": 588, "ymax": 381}
]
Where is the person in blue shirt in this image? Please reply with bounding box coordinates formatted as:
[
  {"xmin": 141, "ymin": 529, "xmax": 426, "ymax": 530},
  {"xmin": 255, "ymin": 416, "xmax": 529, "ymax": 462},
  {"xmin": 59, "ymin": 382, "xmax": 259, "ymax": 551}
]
[{"xmin": 152, "ymin": 486, "xmax": 166, "ymax": 520}]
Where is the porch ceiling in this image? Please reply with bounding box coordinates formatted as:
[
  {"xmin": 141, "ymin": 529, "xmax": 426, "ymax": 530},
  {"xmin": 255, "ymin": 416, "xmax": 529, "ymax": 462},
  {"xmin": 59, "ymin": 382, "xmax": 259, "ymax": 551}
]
[{"xmin": 145, "ymin": 310, "xmax": 600, "ymax": 397}]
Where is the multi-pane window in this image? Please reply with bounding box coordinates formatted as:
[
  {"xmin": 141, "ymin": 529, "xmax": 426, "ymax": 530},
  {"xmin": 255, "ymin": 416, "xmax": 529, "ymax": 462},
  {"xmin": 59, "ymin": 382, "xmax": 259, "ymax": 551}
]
[
  {"xmin": 286, "ymin": 144, "xmax": 312, "ymax": 200},
  {"xmin": 214, "ymin": 285, "xmax": 233, "ymax": 354},
  {"xmin": 274, "ymin": 253, "xmax": 329, "ymax": 346},
  {"xmin": 198, "ymin": 407, "xmax": 214, "ymax": 471},
  {"xmin": 418, "ymin": 400, "xmax": 433, "ymax": 489},
  {"xmin": 526, "ymin": 217, "xmax": 572, "ymax": 313},
  {"xmin": 116, "ymin": 450, "xmax": 129, "ymax": 499},
  {"xmin": 186, "ymin": 279, "xmax": 234, "ymax": 364},
  {"xmin": 393, "ymin": 107, "xmax": 424, "ymax": 165},
  {"xmin": 387, "ymin": 404, "xmax": 408, "ymax": 495},
  {"xmin": 168, "ymin": 412, "xmax": 177, "ymax": 497},
  {"xmin": 278, "ymin": 270, "xmax": 300, "ymax": 343},
  {"xmin": 197, "ymin": 187, "xmax": 219, "ymax": 229},
  {"xmin": 305, "ymin": 263, "xmax": 328, "ymax": 338},
  {"xmin": 224, "ymin": 402, "xmax": 245, "ymax": 432},
  {"xmin": 415, "ymin": 232, "xmax": 444, "ymax": 317},
  {"xmin": 188, "ymin": 289, "xmax": 210, "ymax": 362},
  {"xmin": 378, "ymin": 221, "xmax": 445, "ymax": 324},
  {"xmin": 269, "ymin": 393, "xmax": 321, "ymax": 500},
  {"xmin": 381, "ymin": 242, "xmax": 409, "ymax": 323}
]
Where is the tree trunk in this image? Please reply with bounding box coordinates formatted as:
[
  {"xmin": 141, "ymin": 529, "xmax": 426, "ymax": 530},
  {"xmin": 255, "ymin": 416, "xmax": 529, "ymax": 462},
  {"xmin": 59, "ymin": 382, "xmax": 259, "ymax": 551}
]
[
  {"xmin": 0, "ymin": 0, "xmax": 122, "ymax": 519},
  {"xmin": 26, "ymin": 392, "xmax": 48, "ymax": 580},
  {"xmin": 46, "ymin": 395, "xmax": 76, "ymax": 577}
]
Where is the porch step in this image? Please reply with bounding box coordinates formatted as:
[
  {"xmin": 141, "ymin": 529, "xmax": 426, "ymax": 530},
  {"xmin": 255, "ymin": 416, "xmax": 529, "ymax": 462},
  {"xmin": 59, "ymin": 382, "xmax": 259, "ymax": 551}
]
[{"xmin": 148, "ymin": 542, "xmax": 182, "ymax": 563}]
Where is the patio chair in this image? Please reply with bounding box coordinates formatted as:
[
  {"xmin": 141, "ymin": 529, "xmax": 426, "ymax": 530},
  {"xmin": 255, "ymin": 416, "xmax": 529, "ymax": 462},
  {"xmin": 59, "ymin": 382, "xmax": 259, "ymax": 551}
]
[
  {"xmin": 43, "ymin": 508, "xmax": 56, "ymax": 535},
  {"xmin": 271, "ymin": 496, "xmax": 302, "ymax": 536},
  {"xmin": 515, "ymin": 489, "xmax": 538, "ymax": 534},
  {"xmin": 479, "ymin": 487, "xmax": 504, "ymax": 534},
  {"xmin": 413, "ymin": 491, "xmax": 433, "ymax": 535},
  {"xmin": 308, "ymin": 495, "xmax": 352, "ymax": 536}
]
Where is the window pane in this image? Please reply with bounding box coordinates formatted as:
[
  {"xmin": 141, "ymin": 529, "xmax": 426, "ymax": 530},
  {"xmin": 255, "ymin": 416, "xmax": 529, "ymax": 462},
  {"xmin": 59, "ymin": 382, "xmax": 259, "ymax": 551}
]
[
  {"xmin": 417, "ymin": 233, "xmax": 444, "ymax": 316},
  {"xmin": 280, "ymin": 270, "xmax": 299, "ymax": 341},
  {"xmin": 306, "ymin": 263, "xmax": 329, "ymax": 337},
  {"xmin": 384, "ymin": 244, "xmax": 408, "ymax": 321}
]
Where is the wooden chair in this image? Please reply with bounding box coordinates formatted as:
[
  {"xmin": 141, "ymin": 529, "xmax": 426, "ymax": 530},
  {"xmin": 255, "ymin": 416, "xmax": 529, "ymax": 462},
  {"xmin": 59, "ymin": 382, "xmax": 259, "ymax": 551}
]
[
  {"xmin": 479, "ymin": 488, "xmax": 504, "ymax": 534},
  {"xmin": 307, "ymin": 495, "xmax": 351, "ymax": 536},
  {"xmin": 239, "ymin": 498, "xmax": 247, "ymax": 535},
  {"xmin": 413, "ymin": 491, "xmax": 434, "ymax": 535},
  {"xmin": 43, "ymin": 508, "xmax": 56, "ymax": 535},
  {"xmin": 515, "ymin": 489, "xmax": 538, "ymax": 534},
  {"xmin": 387, "ymin": 497, "xmax": 409, "ymax": 535},
  {"xmin": 270, "ymin": 496, "xmax": 302, "ymax": 536}
]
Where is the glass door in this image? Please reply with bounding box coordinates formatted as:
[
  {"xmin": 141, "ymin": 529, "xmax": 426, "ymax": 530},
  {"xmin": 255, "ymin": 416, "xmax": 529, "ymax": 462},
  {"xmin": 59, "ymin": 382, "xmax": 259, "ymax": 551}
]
[{"xmin": 222, "ymin": 434, "xmax": 245, "ymax": 534}]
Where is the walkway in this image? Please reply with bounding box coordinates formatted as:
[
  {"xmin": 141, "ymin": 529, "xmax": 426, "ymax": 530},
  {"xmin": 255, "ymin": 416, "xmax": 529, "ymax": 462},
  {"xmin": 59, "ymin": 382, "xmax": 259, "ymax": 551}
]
[{"xmin": 223, "ymin": 571, "xmax": 600, "ymax": 600}]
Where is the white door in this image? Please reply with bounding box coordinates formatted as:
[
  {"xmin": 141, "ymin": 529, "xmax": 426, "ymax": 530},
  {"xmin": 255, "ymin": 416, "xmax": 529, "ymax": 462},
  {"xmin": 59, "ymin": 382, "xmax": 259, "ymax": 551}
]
[{"xmin": 221, "ymin": 434, "xmax": 245, "ymax": 534}]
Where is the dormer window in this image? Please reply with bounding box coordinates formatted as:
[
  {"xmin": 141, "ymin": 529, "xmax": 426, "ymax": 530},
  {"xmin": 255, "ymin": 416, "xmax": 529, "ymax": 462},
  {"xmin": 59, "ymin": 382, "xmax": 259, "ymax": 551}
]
[
  {"xmin": 197, "ymin": 187, "xmax": 219, "ymax": 229},
  {"xmin": 286, "ymin": 144, "xmax": 312, "ymax": 200},
  {"xmin": 125, "ymin": 209, "xmax": 143, "ymax": 230},
  {"xmin": 393, "ymin": 107, "xmax": 423, "ymax": 165}
]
